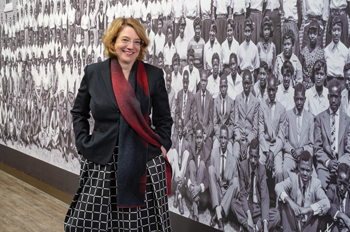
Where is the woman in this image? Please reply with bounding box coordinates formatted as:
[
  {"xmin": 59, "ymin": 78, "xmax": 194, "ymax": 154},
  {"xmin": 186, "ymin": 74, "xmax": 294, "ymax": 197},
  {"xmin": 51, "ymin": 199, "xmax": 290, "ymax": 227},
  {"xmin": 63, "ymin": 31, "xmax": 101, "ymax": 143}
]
[
  {"xmin": 237, "ymin": 18, "xmax": 260, "ymax": 80},
  {"xmin": 257, "ymin": 16, "xmax": 276, "ymax": 72},
  {"xmin": 324, "ymin": 16, "xmax": 350, "ymax": 82},
  {"xmin": 64, "ymin": 17, "xmax": 173, "ymax": 231},
  {"xmin": 300, "ymin": 19, "xmax": 324, "ymax": 90},
  {"xmin": 304, "ymin": 59, "xmax": 329, "ymax": 117}
]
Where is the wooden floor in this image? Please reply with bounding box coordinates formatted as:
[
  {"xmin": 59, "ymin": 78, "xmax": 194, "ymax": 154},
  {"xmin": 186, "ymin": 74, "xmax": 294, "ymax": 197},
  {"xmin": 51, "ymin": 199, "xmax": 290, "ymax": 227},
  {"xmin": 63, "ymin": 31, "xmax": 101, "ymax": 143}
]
[{"xmin": 0, "ymin": 170, "xmax": 69, "ymax": 232}]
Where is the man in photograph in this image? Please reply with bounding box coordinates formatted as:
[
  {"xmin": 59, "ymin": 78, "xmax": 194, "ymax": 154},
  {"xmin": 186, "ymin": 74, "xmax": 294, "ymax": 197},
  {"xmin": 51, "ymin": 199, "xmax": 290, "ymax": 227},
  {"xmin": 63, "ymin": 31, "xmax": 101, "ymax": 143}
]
[
  {"xmin": 275, "ymin": 151, "xmax": 330, "ymax": 232},
  {"xmin": 187, "ymin": 124, "xmax": 211, "ymax": 221},
  {"xmin": 259, "ymin": 75, "xmax": 286, "ymax": 185},
  {"xmin": 284, "ymin": 83, "xmax": 314, "ymax": 179},
  {"xmin": 208, "ymin": 125, "xmax": 239, "ymax": 231},
  {"xmin": 213, "ymin": 75, "xmax": 234, "ymax": 151},
  {"xmin": 234, "ymin": 139, "xmax": 281, "ymax": 232},
  {"xmin": 233, "ymin": 70, "xmax": 259, "ymax": 162},
  {"xmin": 326, "ymin": 163, "xmax": 350, "ymax": 232},
  {"xmin": 315, "ymin": 79, "xmax": 350, "ymax": 190},
  {"xmin": 193, "ymin": 70, "xmax": 214, "ymax": 146}
]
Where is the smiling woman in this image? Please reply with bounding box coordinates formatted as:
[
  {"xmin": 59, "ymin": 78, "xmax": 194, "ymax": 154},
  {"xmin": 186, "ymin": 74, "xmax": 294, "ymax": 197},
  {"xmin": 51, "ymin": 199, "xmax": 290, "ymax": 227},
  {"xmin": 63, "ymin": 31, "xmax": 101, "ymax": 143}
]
[{"xmin": 64, "ymin": 17, "xmax": 173, "ymax": 232}]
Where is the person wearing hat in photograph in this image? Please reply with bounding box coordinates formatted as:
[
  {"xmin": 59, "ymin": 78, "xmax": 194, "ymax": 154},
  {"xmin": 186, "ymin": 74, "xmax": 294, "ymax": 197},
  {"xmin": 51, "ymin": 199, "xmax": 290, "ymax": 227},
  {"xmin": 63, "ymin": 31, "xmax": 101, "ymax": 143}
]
[
  {"xmin": 300, "ymin": 19, "xmax": 325, "ymax": 89},
  {"xmin": 324, "ymin": 16, "xmax": 350, "ymax": 83}
]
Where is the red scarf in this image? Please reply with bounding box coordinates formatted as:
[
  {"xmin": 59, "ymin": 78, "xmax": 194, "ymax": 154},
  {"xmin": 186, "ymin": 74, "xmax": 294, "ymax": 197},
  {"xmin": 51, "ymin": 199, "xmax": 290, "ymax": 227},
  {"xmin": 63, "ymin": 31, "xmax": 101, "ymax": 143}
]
[{"xmin": 111, "ymin": 58, "xmax": 171, "ymax": 207}]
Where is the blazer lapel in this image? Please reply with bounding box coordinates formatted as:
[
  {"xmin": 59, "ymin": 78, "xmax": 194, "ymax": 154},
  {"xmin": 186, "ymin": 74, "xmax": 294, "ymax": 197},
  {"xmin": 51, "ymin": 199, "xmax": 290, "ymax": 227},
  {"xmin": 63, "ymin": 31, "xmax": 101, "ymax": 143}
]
[
  {"xmin": 100, "ymin": 58, "xmax": 118, "ymax": 109},
  {"xmin": 245, "ymin": 94, "xmax": 254, "ymax": 116}
]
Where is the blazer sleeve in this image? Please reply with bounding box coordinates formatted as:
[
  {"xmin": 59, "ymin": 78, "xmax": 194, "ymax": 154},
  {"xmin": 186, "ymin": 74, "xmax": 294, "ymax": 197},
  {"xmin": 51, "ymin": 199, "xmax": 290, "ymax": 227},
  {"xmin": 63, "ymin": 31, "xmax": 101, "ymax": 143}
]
[
  {"xmin": 274, "ymin": 107, "xmax": 286, "ymax": 155},
  {"xmin": 314, "ymin": 114, "xmax": 329, "ymax": 167},
  {"xmin": 303, "ymin": 115, "xmax": 315, "ymax": 155},
  {"xmin": 247, "ymin": 100, "xmax": 259, "ymax": 144},
  {"xmin": 70, "ymin": 66, "xmax": 91, "ymax": 154},
  {"xmin": 326, "ymin": 185, "xmax": 340, "ymax": 219},
  {"xmin": 259, "ymin": 106, "xmax": 269, "ymax": 153},
  {"xmin": 284, "ymin": 114, "xmax": 294, "ymax": 153},
  {"xmin": 152, "ymin": 68, "xmax": 173, "ymax": 152}
]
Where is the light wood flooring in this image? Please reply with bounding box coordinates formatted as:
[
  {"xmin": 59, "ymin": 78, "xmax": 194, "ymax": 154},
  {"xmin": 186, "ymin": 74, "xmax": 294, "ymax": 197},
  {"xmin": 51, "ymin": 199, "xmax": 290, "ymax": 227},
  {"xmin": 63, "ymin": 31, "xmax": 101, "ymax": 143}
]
[{"xmin": 0, "ymin": 170, "xmax": 69, "ymax": 232}]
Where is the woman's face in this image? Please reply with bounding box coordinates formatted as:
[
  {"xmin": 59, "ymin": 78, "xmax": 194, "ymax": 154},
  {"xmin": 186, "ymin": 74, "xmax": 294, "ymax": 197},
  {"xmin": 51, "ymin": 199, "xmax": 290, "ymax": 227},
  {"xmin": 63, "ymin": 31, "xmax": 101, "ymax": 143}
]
[
  {"xmin": 332, "ymin": 23, "xmax": 342, "ymax": 44},
  {"xmin": 244, "ymin": 26, "xmax": 251, "ymax": 42},
  {"xmin": 314, "ymin": 68, "xmax": 326, "ymax": 87},
  {"xmin": 308, "ymin": 28, "xmax": 317, "ymax": 45},
  {"xmin": 114, "ymin": 26, "xmax": 141, "ymax": 65},
  {"xmin": 283, "ymin": 38, "xmax": 293, "ymax": 57},
  {"xmin": 263, "ymin": 25, "xmax": 270, "ymax": 41}
]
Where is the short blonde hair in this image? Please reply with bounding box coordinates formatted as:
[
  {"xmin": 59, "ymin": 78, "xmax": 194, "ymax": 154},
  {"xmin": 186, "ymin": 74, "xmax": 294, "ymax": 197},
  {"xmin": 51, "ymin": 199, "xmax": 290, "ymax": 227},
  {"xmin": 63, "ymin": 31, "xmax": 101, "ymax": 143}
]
[{"xmin": 103, "ymin": 17, "xmax": 150, "ymax": 60}]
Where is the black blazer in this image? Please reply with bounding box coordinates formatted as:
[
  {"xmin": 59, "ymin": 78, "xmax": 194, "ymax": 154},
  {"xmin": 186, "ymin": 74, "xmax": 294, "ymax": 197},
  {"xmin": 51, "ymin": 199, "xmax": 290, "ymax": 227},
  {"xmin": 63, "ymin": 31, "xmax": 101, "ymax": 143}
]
[{"xmin": 71, "ymin": 58, "xmax": 173, "ymax": 165}]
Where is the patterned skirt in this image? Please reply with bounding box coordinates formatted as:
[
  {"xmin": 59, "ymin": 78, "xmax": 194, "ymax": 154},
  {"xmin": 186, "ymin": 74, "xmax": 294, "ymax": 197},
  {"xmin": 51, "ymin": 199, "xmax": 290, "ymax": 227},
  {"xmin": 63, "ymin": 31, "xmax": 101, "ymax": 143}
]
[{"xmin": 64, "ymin": 150, "xmax": 171, "ymax": 232}]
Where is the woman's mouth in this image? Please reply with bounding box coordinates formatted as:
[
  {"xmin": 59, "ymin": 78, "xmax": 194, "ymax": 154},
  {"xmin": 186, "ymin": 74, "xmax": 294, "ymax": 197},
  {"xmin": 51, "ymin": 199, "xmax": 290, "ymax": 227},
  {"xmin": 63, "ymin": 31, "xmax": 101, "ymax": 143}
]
[{"xmin": 123, "ymin": 50, "xmax": 134, "ymax": 55}]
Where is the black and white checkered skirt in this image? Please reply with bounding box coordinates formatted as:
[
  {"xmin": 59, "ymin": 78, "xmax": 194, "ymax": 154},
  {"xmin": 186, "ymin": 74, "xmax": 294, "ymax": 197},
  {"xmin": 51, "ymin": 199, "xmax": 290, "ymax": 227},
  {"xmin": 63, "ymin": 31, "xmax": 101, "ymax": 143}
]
[{"xmin": 64, "ymin": 150, "xmax": 171, "ymax": 232}]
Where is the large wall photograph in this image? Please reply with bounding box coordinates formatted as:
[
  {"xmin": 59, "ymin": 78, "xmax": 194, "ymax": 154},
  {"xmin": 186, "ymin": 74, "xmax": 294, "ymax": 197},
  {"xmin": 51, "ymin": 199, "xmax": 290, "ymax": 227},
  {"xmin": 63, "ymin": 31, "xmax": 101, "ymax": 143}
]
[{"xmin": 1, "ymin": 0, "xmax": 350, "ymax": 231}]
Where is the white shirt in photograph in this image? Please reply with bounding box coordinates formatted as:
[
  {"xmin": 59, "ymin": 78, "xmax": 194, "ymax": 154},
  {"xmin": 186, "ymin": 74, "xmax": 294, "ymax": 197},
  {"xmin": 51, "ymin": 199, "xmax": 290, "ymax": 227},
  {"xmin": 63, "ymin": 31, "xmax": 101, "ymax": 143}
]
[
  {"xmin": 276, "ymin": 84, "xmax": 295, "ymax": 111},
  {"xmin": 324, "ymin": 41, "xmax": 350, "ymax": 78},
  {"xmin": 154, "ymin": 32, "xmax": 166, "ymax": 57},
  {"xmin": 163, "ymin": 42, "xmax": 177, "ymax": 66},
  {"xmin": 171, "ymin": 71, "xmax": 183, "ymax": 95},
  {"xmin": 175, "ymin": 34, "xmax": 189, "ymax": 60},
  {"xmin": 221, "ymin": 38, "xmax": 239, "ymax": 66},
  {"xmin": 304, "ymin": 85, "xmax": 329, "ymax": 117},
  {"xmin": 204, "ymin": 38, "xmax": 221, "ymax": 70},
  {"xmin": 183, "ymin": 65, "xmax": 200, "ymax": 94},
  {"xmin": 227, "ymin": 73, "xmax": 243, "ymax": 101},
  {"xmin": 237, "ymin": 40, "xmax": 260, "ymax": 72},
  {"xmin": 283, "ymin": 0, "xmax": 298, "ymax": 21},
  {"xmin": 214, "ymin": 0, "xmax": 231, "ymax": 14}
]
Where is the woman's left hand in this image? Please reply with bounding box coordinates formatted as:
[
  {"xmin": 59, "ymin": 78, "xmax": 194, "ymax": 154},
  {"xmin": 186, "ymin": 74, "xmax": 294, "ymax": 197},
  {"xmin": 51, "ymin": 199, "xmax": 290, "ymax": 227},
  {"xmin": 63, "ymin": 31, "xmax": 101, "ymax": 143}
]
[{"xmin": 160, "ymin": 146, "xmax": 167, "ymax": 156}]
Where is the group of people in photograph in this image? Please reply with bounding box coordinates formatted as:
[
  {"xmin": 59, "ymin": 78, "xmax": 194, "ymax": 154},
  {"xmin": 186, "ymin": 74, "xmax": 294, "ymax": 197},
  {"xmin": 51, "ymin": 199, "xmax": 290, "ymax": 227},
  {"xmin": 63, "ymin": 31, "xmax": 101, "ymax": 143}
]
[{"xmin": 1, "ymin": 0, "xmax": 350, "ymax": 231}]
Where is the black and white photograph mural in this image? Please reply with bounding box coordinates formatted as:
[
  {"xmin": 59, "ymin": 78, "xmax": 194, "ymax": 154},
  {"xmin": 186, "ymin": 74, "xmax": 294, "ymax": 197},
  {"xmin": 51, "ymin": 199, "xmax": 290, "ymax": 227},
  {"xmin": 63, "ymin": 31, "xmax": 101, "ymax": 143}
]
[{"xmin": 1, "ymin": 0, "xmax": 350, "ymax": 231}]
